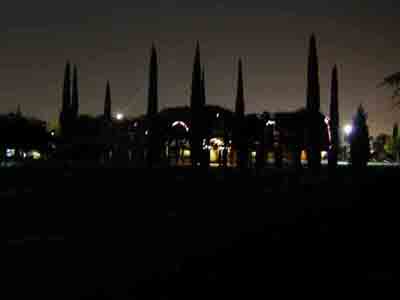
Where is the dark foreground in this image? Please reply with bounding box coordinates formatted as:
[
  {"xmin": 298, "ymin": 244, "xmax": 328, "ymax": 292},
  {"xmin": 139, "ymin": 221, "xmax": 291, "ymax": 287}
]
[{"xmin": 3, "ymin": 164, "xmax": 398, "ymax": 298}]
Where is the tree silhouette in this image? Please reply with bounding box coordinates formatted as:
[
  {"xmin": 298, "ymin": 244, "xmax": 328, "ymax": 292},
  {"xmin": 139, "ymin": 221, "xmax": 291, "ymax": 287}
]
[
  {"xmin": 350, "ymin": 105, "xmax": 370, "ymax": 170},
  {"xmin": 392, "ymin": 122, "xmax": 398, "ymax": 161},
  {"xmin": 190, "ymin": 42, "xmax": 203, "ymax": 167},
  {"xmin": 71, "ymin": 65, "xmax": 79, "ymax": 121},
  {"xmin": 379, "ymin": 72, "xmax": 400, "ymax": 105},
  {"xmin": 146, "ymin": 44, "xmax": 161, "ymax": 167},
  {"xmin": 305, "ymin": 34, "xmax": 322, "ymax": 170},
  {"xmin": 59, "ymin": 61, "xmax": 71, "ymax": 138},
  {"xmin": 234, "ymin": 58, "xmax": 248, "ymax": 169},
  {"xmin": 328, "ymin": 65, "xmax": 339, "ymax": 169},
  {"xmin": 104, "ymin": 81, "xmax": 112, "ymax": 122},
  {"xmin": 147, "ymin": 44, "xmax": 158, "ymax": 117}
]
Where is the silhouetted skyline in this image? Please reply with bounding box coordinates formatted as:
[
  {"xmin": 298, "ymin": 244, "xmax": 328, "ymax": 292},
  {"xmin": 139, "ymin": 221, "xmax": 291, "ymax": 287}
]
[{"xmin": 0, "ymin": 1, "xmax": 399, "ymax": 136}]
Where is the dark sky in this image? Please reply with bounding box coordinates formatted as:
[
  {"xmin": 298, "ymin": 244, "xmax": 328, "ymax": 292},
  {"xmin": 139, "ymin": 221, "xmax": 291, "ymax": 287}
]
[{"xmin": 1, "ymin": 1, "xmax": 399, "ymax": 135}]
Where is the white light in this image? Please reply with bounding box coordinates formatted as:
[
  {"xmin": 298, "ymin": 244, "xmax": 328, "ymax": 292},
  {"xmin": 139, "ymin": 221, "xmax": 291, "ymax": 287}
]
[
  {"xmin": 30, "ymin": 150, "xmax": 41, "ymax": 160},
  {"xmin": 6, "ymin": 149, "xmax": 15, "ymax": 158},
  {"xmin": 266, "ymin": 120, "xmax": 276, "ymax": 126},
  {"xmin": 216, "ymin": 113, "xmax": 220, "ymax": 118},
  {"xmin": 50, "ymin": 131, "xmax": 55, "ymax": 136},
  {"xmin": 344, "ymin": 124, "xmax": 353, "ymax": 136},
  {"xmin": 171, "ymin": 121, "xmax": 189, "ymax": 132},
  {"xmin": 116, "ymin": 113, "xmax": 124, "ymax": 120},
  {"xmin": 145, "ymin": 130, "xmax": 149, "ymax": 136},
  {"xmin": 209, "ymin": 137, "xmax": 224, "ymax": 147}
]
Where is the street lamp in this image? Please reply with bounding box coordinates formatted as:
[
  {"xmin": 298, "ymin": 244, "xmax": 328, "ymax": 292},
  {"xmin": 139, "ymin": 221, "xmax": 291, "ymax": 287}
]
[
  {"xmin": 344, "ymin": 124, "xmax": 353, "ymax": 136},
  {"xmin": 116, "ymin": 113, "xmax": 124, "ymax": 121},
  {"xmin": 343, "ymin": 124, "xmax": 353, "ymax": 162}
]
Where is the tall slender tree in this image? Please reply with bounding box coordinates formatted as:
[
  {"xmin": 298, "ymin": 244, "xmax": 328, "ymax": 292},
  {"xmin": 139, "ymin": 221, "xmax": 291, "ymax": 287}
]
[
  {"xmin": 71, "ymin": 65, "xmax": 79, "ymax": 120},
  {"xmin": 104, "ymin": 81, "xmax": 112, "ymax": 122},
  {"xmin": 234, "ymin": 58, "xmax": 247, "ymax": 169},
  {"xmin": 146, "ymin": 44, "xmax": 160, "ymax": 167},
  {"xmin": 147, "ymin": 44, "xmax": 158, "ymax": 117},
  {"xmin": 306, "ymin": 34, "xmax": 322, "ymax": 170},
  {"xmin": 350, "ymin": 105, "xmax": 370, "ymax": 170},
  {"xmin": 306, "ymin": 34, "xmax": 320, "ymax": 113},
  {"xmin": 190, "ymin": 42, "xmax": 203, "ymax": 167},
  {"xmin": 328, "ymin": 65, "xmax": 339, "ymax": 169},
  {"xmin": 392, "ymin": 122, "xmax": 398, "ymax": 161},
  {"xmin": 200, "ymin": 68, "xmax": 206, "ymax": 107},
  {"xmin": 60, "ymin": 61, "xmax": 71, "ymax": 137}
]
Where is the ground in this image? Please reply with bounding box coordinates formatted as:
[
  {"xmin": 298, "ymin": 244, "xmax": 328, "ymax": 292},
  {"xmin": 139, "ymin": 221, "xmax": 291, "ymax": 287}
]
[{"xmin": 3, "ymin": 164, "xmax": 398, "ymax": 298}]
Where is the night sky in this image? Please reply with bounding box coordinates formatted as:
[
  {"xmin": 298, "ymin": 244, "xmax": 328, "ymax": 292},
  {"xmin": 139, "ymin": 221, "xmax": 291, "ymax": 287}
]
[{"xmin": 1, "ymin": 1, "xmax": 399, "ymax": 136}]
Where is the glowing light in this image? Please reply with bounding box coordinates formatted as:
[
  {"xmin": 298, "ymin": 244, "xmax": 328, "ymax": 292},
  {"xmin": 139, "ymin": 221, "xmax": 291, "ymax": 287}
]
[
  {"xmin": 266, "ymin": 120, "xmax": 276, "ymax": 126},
  {"xmin": 6, "ymin": 149, "xmax": 15, "ymax": 158},
  {"xmin": 116, "ymin": 113, "xmax": 124, "ymax": 120},
  {"xmin": 145, "ymin": 130, "xmax": 149, "ymax": 136},
  {"xmin": 216, "ymin": 113, "xmax": 220, "ymax": 118},
  {"xmin": 344, "ymin": 124, "xmax": 353, "ymax": 136},
  {"xmin": 50, "ymin": 131, "xmax": 55, "ymax": 136},
  {"xmin": 171, "ymin": 121, "xmax": 189, "ymax": 132},
  {"xmin": 30, "ymin": 150, "xmax": 41, "ymax": 160},
  {"xmin": 209, "ymin": 137, "xmax": 224, "ymax": 147},
  {"xmin": 325, "ymin": 116, "xmax": 331, "ymax": 143}
]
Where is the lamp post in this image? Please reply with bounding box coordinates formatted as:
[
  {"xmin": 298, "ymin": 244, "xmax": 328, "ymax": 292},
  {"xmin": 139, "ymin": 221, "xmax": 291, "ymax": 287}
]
[{"xmin": 343, "ymin": 124, "xmax": 352, "ymax": 162}]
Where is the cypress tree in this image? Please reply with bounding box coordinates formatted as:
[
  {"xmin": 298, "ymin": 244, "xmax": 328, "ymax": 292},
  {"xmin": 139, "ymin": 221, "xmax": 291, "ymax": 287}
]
[
  {"xmin": 350, "ymin": 105, "xmax": 370, "ymax": 170},
  {"xmin": 328, "ymin": 65, "xmax": 339, "ymax": 169},
  {"xmin": 190, "ymin": 42, "xmax": 202, "ymax": 167},
  {"xmin": 306, "ymin": 34, "xmax": 322, "ymax": 170},
  {"xmin": 200, "ymin": 68, "xmax": 206, "ymax": 107},
  {"xmin": 104, "ymin": 81, "xmax": 112, "ymax": 122},
  {"xmin": 392, "ymin": 123, "xmax": 398, "ymax": 161},
  {"xmin": 146, "ymin": 44, "xmax": 160, "ymax": 167},
  {"xmin": 60, "ymin": 61, "xmax": 71, "ymax": 138},
  {"xmin": 71, "ymin": 65, "xmax": 79, "ymax": 120},
  {"xmin": 147, "ymin": 44, "xmax": 158, "ymax": 117},
  {"xmin": 306, "ymin": 34, "xmax": 320, "ymax": 112},
  {"xmin": 234, "ymin": 58, "xmax": 247, "ymax": 169}
]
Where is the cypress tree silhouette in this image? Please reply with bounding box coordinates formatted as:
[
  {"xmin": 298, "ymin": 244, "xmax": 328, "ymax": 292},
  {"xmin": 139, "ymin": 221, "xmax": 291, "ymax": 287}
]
[
  {"xmin": 59, "ymin": 61, "xmax": 71, "ymax": 138},
  {"xmin": 392, "ymin": 123, "xmax": 398, "ymax": 161},
  {"xmin": 104, "ymin": 81, "xmax": 112, "ymax": 122},
  {"xmin": 306, "ymin": 34, "xmax": 320, "ymax": 112},
  {"xmin": 350, "ymin": 105, "xmax": 370, "ymax": 170},
  {"xmin": 147, "ymin": 44, "xmax": 158, "ymax": 117},
  {"xmin": 306, "ymin": 34, "xmax": 322, "ymax": 170},
  {"xmin": 200, "ymin": 67, "xmax": 210, "ymax": 168},
  {"xmin": 328, "ymin": 65, "xmax": 339, "ymax": 169},
  {"xmin": 234, "ymin": 58, "xmax": 248, "ymax": 169},
  {"xmin": 190, "ymin": 42, "xmax": 203, "ymax": 167},
  {"xmin": 146, "ymin": 44, "xmax": 161, "ymax": 167},
  {"xmin": 71, "ymin": 65, "xmax": 79, "ymax": 121},
  {"xmin": 200, "ymin": 68, "xmax": 206, "ymax": 107}
]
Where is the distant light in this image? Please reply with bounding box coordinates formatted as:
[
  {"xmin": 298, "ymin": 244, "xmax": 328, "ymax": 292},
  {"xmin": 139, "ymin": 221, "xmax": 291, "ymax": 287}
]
[
  {"xmin": 116, "ymin": 113, "xmax": 124, "ymax": 120},
  {"xmin": 344, "ymin": 124, "xmax": 353, "ymax": 136},
  {"xmin": 30, "ymin": 150, "xmax": 41, "ymax": 160},
  {"xmin": 216, "ymin": 113, "xmax": 220, "ymax": 118},
  {"xmin": 210, "ymin": 137, "xmax": 224, "ymax": 147},
  {"xmin": 50, "ymin": 131, "xmax": 55, "ymax": 136},
  {"xmin": 133, "ymin": 121, "xmax": 138, "ymax": 127},
  {"xmin": 145, "ymin": 130, "xmax": 149, "ymax": 136},
  {"xmin": 171, "ymin": 121, "xmax": 189, "ymax": 132},
  {"xmin": 266, "ymin": 120, "xmax": 276, "ymax": 126},
  {"xmin": 6, "ymin": 149, "xmax": 15, "ymax": 158}
]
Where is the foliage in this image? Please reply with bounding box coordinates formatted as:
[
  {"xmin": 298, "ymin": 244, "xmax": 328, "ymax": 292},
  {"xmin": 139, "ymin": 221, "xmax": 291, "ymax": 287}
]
[{"xmin": 350, "ymin": 105, "xmax": 370, "ymax": 169}]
